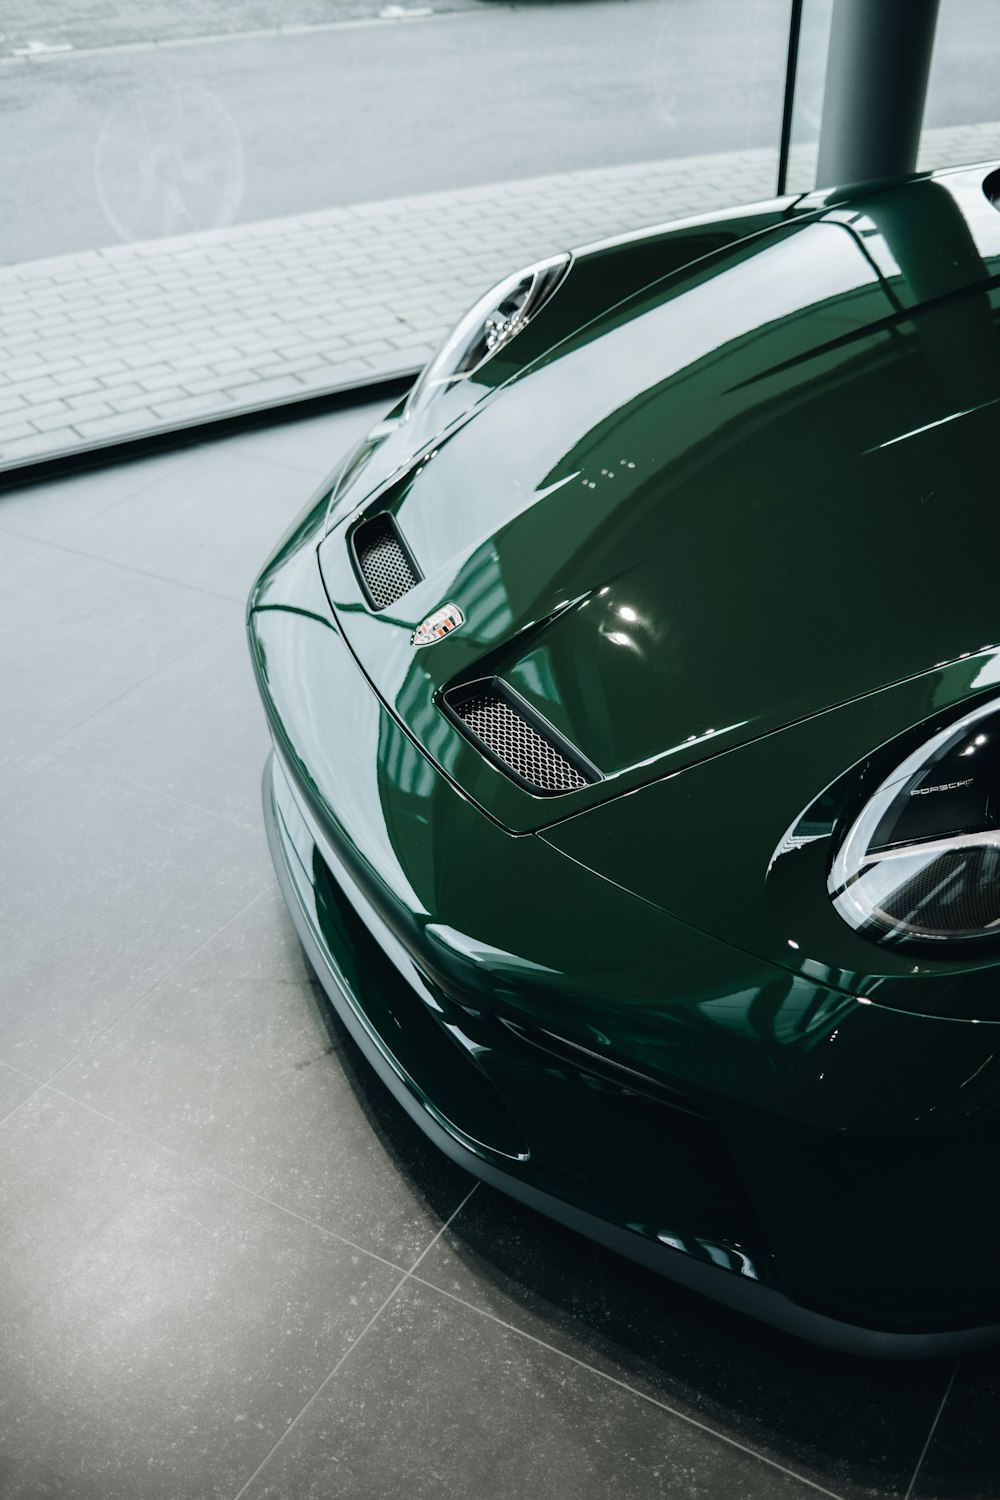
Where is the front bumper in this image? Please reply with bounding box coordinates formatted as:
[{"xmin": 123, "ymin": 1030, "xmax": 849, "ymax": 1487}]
[
  {"xmin": 263, "ymin": 747, "xmax": 1000, "ymax": 1357},
  {"xmin": 249, "ymin": 504, "xmax": 1000, "ymax": 1357},
  {"xmin": 267, "ymin": 748, "xmax": 952, "ymax": 1358}
]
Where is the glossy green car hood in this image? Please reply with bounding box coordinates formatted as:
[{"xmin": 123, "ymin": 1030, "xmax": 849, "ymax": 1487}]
[{"xmin": 318, "ymin": 168, "xmax": 1000, "ymax": 834}]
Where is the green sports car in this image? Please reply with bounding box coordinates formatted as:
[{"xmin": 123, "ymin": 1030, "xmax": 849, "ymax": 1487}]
[{"xmin": 248, "ymin": 160, "xmax": 1000, "ymax": 1356}]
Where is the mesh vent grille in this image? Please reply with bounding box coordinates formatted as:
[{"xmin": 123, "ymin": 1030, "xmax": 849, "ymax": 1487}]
[
  {"xmin": 451, "ymin": 686, "xmax": 593, "ymax": 794},
  {"xmin": 353, "ymin": 513, "xmax": 420, "ymax": 609}
]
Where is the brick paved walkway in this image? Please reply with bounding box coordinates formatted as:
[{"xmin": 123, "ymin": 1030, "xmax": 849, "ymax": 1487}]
[{"xmin": 3, "ymin": 120, "xmax": 1000, "ymax": 473}]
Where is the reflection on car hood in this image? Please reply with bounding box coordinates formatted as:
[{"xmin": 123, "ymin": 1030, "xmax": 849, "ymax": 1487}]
[{"xmin": 320, "ymin": 170, "xmax": 1000, "ymax": 831}]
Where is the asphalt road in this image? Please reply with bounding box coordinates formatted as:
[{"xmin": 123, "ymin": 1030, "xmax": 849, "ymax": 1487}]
[
  {"xmin": 0, "ymin": 0, "xmax": 478, "ymax": 57},
  {"xmin": 3, "ymin": 0, "xmax": 997, "ymax": 265}
]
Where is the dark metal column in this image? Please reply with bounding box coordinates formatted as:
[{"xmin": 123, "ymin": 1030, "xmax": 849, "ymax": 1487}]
[
  {"xmin": 776, "ymin": 0, "xmax": 804, "ymax": 196},
  {"xmin": 815, "ymin": 0, "xmax": 940, "ymax": 189}
]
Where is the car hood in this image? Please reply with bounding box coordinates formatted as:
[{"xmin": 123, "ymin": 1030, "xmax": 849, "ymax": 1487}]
[{"xmin": 317, "ymin": 170, "xmax": 1000, "ymax": 833}]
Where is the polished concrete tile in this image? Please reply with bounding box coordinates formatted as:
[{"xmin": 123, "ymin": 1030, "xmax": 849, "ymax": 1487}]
[
  {"xmin": 0, "ymin": 448, "xmax": 186, "ymax": 542},
  {"xmin": 241, "ymin": 1278, "xmax": 825, "ymax": 1500},
  {"xmin": 57, "ymin": 445, "xmax": 324, "ymax": 602},
  {"xmin": 0, "ymin": 1060, "xmax": 39, "ymax": 1121},
  {"xmin": 414, "ymin": 1187, "xmax": 954, "ymax": 1500},
  {"xmin": 205, "ymin": 400, "xmax": 387, "ymax": 479},
  {"xmin": 0, "ymin": 1089, "xmax": 399, "ymax": 1500},
  {"xmin": 54, "ymin": 620, "xmax": 270, "ymax": 829},
  {"xmin": 57, "ymin": 888, "xmax": 475, "ymax": 1266},
  {"xmin": 0, "ymin": 527, "xmax": 65, "ymax": 593},
  {"xmin": 0, "ymin": 535, "xmax": 235, "ymax": 756},
  {"xmin": 910, "ymin": 1354, "xmax": 1000, "ymax": 1498},
  {"xmin": 0, "ymin": 751, "xmax": 269, "ymax": 1077},
  {"xmin": 0, "ymin": 713, "xmax": 36, "ymax": 780}
]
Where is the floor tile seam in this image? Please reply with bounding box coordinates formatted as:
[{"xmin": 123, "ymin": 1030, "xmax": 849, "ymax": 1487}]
[
  {"xmin": 42, "ymin": 886, "xmax": 274, "ymax": 1085},
  {"xmin": 224, "ymin": 447, "xmax": 343, "ymax": 487},
  {"xmin": 0, "ymin": 1055, "xmax": 46, "ymax": 1086},
  {"xmin": 404, "ymin": 1272, "xmax": 850, "ymax": 1500},
  {"xmin": 44, "ymin": 448, "xmax": 325, "ymax": 529},
  {"xmin": 42, "ymin": 741, "xmax": 266, "ymax": 839},
  {"xmin": 227, "ymin": 1180, "xmax": 480, "ymax": 1500},
  {"xmin": 59, "ymin": 455, "xmax": 196, "ymax": 530},
  {"xmin": 262, "ymin": 456, "xmax": 340, "ymax": 481},
  {"xmin": 0, "ymin": 1078, "xmax": 48, "ymax": 1129},
  {"xmin": 35, "ymin": 603, "xmax": 243, "ymax": 762},
  {"xmin": 0, "ymin": 520, "xmax": 246, "ymax": 604},
  {"xmin": 902, "ymin": 1359, "xmax": 960, "ymax": 1500},
  {"xmin": 228, "ymin": 1269, "xmax": 412, "ymax": 1500},
  {"xmin": 404, "ymin": 1180, "xmax": 479, "ymax": 1276},
  {"xmin": 228, "ymin": 447, "xmax": 339, "ymax": 481},
  {"xmin": 39, "ymin": 1077, "xmax": 413, "ymax": 1276},
  {"xmin": 0, "ymin": 451, "xmax": 193, "ymax": 541}
]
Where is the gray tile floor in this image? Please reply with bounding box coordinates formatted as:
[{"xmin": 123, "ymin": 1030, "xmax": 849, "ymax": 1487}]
[{"xmin": 0, "ymin": 398, "xmax": 994, "ymax": 1499}]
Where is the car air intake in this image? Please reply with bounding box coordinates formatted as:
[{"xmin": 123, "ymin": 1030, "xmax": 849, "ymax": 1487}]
[
  {"xmin": 445, "ymin": 679, "xmax": 600, "ymax": 795},
  {"xmin": 352, "ymin": 512, "xmax": 421, "ymax": 610}
]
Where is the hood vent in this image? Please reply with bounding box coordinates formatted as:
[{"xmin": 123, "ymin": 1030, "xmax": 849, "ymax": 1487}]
[
  {"xmin": 444, "ymin": 679, "xmax": 601, "ymax": 796},
  {"xmin": 352, "ymin": 512, "xmax": 421, "ymax": 610}
]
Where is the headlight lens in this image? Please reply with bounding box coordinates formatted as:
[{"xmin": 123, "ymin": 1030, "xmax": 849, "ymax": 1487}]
[
  {"xmin": 405, "ymin": 252, "xmax": 570, "ymax": 417},
  {"xmin": 830, "ymin": 697, "xmax": 1000, "ymax": 949}
]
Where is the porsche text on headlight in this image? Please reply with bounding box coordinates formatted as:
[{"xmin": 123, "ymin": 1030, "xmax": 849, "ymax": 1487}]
[{"xmin": 830, "ymin": 697, "xmax": 1000, "ymax": 948}]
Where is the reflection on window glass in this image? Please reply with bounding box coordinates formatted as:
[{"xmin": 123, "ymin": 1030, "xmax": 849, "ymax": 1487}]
[
  {"xmin": 1, "ymin": 0, "xmax": 795, "ymax": 468},
  {"xmin": 7, "ymin": 0, "xmax": 786, "ymax": 263},
  {"xmin": 921, "ymin": 0, "xmax": 1000, "ymax": 171},
  {"xmin": 783, "ymin": 0, "xmax": 1000, "ymax": 195}
]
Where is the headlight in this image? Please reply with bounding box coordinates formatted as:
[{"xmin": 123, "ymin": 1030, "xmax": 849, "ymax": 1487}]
[
  {"xmin": 830, "ymin": 696, "xmax": 1000, "ymax": 949},
  {"xmin": 405, "ymin": 253, "xmax": 570, "ymax": 417}
]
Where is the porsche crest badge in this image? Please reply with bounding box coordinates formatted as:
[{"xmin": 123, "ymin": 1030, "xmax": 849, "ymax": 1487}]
[{"xmin": 411, "ymin": 603, "xmax": 465, "ymax": 648}]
